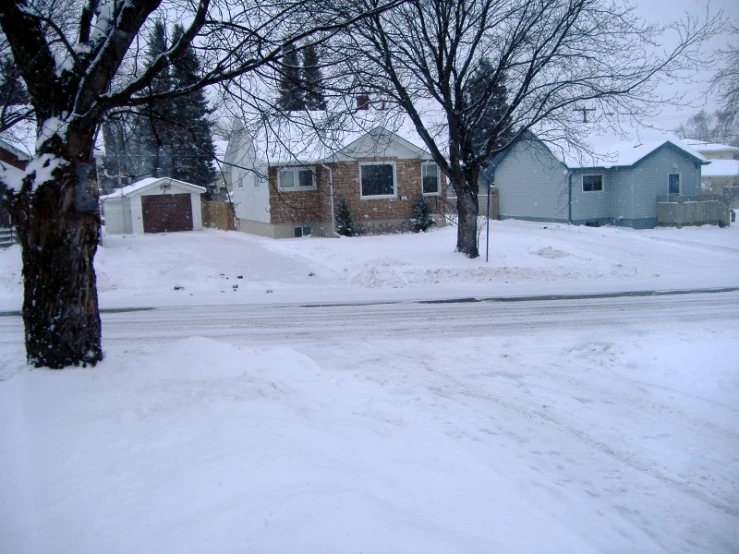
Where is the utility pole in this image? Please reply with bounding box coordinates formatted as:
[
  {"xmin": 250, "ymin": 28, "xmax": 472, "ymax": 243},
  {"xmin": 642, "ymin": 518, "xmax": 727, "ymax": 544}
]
[{"xmin": 573, "ymin": 106, "xmax": 596, "ymax": 123}]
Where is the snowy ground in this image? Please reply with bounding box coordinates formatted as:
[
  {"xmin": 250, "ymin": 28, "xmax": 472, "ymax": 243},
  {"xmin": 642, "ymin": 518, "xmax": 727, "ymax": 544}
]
[{"xmin": 1, "ymin": 220, "xmax": 738, "ymax": 553}]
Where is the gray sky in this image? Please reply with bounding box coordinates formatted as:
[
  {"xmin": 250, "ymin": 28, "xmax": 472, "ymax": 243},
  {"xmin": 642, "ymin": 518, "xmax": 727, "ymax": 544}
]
[{"xmin": 633, "ymin": 0, "xmax": 738, "ymax": 133}]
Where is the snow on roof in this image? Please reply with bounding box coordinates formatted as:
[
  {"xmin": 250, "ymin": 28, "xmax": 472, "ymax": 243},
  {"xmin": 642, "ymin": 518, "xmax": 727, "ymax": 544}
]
[
  {"xmin": 684, "ymin": 140, "xmax": 739, "ymax": 154},
  {"xmin": 236, "ymin": 101, "xmax": 446, "ymax": 166},
  {"xmin": 701, "ymin": 159, "xmax": 739, "ymax": 178},
  {"xmin": 100, "ymin": 177, "xmax": 206, "ymax": 199},
  {"xmin": 0, "ymin": 114, "xmax": 36, "ymax": 157},
  {"xmin": 0, "ymin": 160, "xmax": 25, "ymax": 190},
  {"xmin": 0, "ymin": 138, "xmax": 31, "ymax": 161},
  {"xmin": 561, "ymin": 138, "xmax": 707, "ymax": 169}
]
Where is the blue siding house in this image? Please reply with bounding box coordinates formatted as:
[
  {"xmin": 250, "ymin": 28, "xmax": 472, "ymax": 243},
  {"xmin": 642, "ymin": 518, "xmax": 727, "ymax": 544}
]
[{"xmin": 489, "ymin": 136, "xmax": 708, "ymax": 229}]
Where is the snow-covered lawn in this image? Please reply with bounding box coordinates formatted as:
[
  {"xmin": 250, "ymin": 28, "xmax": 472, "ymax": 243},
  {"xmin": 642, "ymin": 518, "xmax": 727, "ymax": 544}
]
[
  {"xmin": 1, "ymin": 220, "xmax": 738, "ymax": 553},
  {"xmin": 3, "ymin": 219, "xmax": 739, "ymax": 310}
]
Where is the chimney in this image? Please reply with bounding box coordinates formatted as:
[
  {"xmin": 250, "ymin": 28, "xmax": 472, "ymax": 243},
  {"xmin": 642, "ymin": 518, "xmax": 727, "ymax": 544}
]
[{"xmin": 356, "ymin": 94, "xmax": 369, "ymax": 111}]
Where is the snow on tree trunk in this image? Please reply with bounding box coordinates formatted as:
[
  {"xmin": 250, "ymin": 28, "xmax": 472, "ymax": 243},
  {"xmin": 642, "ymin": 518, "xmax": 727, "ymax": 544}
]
[{"xmin": 12, "ymin": 157, "xmax": 103, "ymax": 368}]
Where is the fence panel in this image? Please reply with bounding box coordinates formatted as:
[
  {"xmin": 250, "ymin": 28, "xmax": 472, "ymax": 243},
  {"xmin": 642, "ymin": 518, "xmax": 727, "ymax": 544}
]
[
  {"xmin": 201, "ymin": 201, "xmax": 235, "ymax": 231},
  {"xmin": 656, "ymin": 195, "xmax": 731, "ymax": 227}
]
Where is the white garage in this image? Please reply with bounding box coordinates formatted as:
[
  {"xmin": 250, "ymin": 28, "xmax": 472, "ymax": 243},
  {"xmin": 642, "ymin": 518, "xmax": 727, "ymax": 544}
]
[{"xmin": 101, "ymin": 177, "xmax": 206, "ymax": 234}]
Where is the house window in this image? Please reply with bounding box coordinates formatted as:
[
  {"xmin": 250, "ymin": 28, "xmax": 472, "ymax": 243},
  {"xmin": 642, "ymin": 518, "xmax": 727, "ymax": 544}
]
[
  {"xmin": 582, "ymin": 174, "xmax": 603, "ymax": 192},
  {"xmin": 293, "ymin": 225, "xmax": 312, "ymax": 237},
  {"xmin": 422, "ymin": 163, "xmax": 440, "ymax": 195},
  {"xmin": 360, "ymin": 162, "xmax": 396, "ymax": 198},
  {"xmin": 668, "ymin": 173, "xmax": 680, "ymax": 194},
  {"xmin": 278, "ymin": 167, "xmax": 316, "ymax": 191}
]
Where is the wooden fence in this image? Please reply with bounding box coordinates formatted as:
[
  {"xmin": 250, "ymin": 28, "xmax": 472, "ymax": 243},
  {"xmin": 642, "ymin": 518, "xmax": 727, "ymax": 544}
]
[
  {"xmin": 445, "ymin": 188, "xmax": 499, "ymax": 221},
  {"xmin": 201, "ymin": 201, "xmax": 235, "ymax": 231},
  {"xmin": 0, "ymin": 226, "xmax": 15, "ymax": 248},
  {"xmin": 656, "ymin": 195, "xmax": 731, "ymax": 228}
]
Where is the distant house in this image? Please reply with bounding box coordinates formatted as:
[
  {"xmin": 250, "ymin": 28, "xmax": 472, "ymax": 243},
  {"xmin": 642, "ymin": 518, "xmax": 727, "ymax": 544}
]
[
  {"xmin": 686, "ymin": 141, "xmax": 739, "ymax": 161},
  {"xmin": 226, "ymin": 113, "xmax": 447, "ymax": 238},
  {"xmin": 0, "ymin": 138, "xmax": 31, "ymax": 229},
  {"xmin": 686, "ymin": 140, "xmax": 739, "ymax": 208},
  {"xmin": 100, "ymin": 177, "xmax": 206, "ymax": 234},
  {"xmin": 489, "ymin": 136, "xmax": 710, "ymax": 229}
]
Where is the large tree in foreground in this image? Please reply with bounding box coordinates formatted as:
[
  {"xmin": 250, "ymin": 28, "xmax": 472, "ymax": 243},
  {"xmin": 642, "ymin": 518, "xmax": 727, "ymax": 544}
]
[
  {"xmin": 341, "ymin": 0, "xmax": 719, "ymax": 257},
  {"xmin": 0, "ymin": 0, "xmax": 405, "ymax": 369}
]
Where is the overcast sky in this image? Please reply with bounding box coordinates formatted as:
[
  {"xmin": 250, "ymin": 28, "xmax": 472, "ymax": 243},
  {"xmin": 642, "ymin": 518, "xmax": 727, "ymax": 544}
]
[{"xmin": 632, "ymin": 0, "xmax": 738, "ymax": 132}]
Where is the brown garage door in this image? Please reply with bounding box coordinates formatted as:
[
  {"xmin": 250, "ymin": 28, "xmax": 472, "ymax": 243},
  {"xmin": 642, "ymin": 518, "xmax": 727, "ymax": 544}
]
[{"xmin": 142, "ymin": 193, "xmax": 193, "ymax": 233}]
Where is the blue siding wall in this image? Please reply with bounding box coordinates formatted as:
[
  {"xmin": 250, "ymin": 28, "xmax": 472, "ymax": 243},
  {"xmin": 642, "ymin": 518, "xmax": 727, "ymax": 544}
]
[
  {"xmin": 628, "ymin": 147, "xmax": 702, "ymax": 222},
  {"xmin": 569, "ymin": 169, "xmax": 610, "ymax": 223},
  {"xmin": 494, "ymin": 140, "xmax": 569, "ymax": 222},
  {"xmin": 492, "ymin": 140, "xmax": 704, "ymax": 229}
]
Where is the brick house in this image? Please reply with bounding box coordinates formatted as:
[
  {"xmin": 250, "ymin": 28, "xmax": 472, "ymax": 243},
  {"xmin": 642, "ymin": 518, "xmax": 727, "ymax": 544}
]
[{"xmin": 227, "ymin": 116, "xmax": 447, "ymax": 238}]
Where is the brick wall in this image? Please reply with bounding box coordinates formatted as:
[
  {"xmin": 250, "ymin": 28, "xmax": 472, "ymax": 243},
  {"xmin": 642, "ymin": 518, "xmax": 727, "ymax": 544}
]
[
  {"xmin": 269, "ymin": 158, "xmax": 447, "ymax": 226},
  {"xmin": 331, "ymin": 157, "xmax": 446, "ymax": 223},
  {"xmin": 269, "ymin": 166, "xmax": 331, "ymax": 225}
]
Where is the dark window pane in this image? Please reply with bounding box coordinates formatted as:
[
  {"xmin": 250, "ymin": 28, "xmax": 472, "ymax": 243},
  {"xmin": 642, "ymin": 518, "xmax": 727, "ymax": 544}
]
[
  {"xmin": 298, "ymin": 169, "xmax": 314, "ymax": 188},
  {"xmin": 361, "ymin": 164, "xmax": 394, "ymax": 196},
  {"xmin": 583, "ymin": 175, "xmax": 602, "ymax": 192},
  {"xmin": 422, "ymin": 164, "xmax": 439, "ymax": 194},
  {"xmin": 669, "ymin": 173, "xmax": 680, "ymax": 194}
]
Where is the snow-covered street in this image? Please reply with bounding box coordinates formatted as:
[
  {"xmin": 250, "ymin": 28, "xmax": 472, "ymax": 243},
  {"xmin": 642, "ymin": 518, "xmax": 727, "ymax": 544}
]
[{"xmin": 1, "ymin": 221, "xmax": 738, "ymax": 553}]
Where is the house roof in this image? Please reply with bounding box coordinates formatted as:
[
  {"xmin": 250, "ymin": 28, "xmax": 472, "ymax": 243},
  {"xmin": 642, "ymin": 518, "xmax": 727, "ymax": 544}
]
[
  {"xmin": 701, "ymin": 159, "xmax": 739, "ymax": 178},
  {"xmin": 100, "ymin": 177, "xmax": 206, "ymax": 199},
  {"xmin": 0, "ymin": 138, "xmax": 32, "ymax": 161},
  {"xmin": 234, "ymin": 103, "xmax": 446, "ymax": 166},
  {"xmin": 684, "ymin": 140, "xmax": 739, "ymax": 155},
  {"xmin": 561, "ymin": 139, "xmax": 708, "ymax": 169}
]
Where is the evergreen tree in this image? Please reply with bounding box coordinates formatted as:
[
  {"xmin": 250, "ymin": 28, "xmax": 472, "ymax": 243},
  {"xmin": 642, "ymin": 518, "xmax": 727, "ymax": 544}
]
[
  {"xmin": 169, "ymin": 24, "xmax": 216, "ymax": 187},
  {"xmin": 302, "ymin": 43, "xmax": 326, "ymax": 111},
  {"xmin": 335, "ymin": 197, "xmax": 356, "ymax": 236},
  {"xmin": 277, "ymin": 44, "xmax": 304, "ymax": 111},
  {"xmin": 0, "ymin": 56, "xmax": 28, "ymax": 105},
  {"xmin": 138, "ymin": 20, "xmax": 176, "ymax": 177},
  {"xmin": 464, "ymin": 58, "xmax": 514, "ymax": 157},
  {"xmin": 412, "ymin": 194, "xmax": 434, "ymax": 232}
]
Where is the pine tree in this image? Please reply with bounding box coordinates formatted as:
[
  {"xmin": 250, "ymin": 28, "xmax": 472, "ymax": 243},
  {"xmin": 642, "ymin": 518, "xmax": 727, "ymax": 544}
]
[
  {"xmin": 0, "ymin": 56, "xmax": 28, "ymax": 105},
  {"xmin": 277, "ymin": 44, "xmax": 304, "ymax": 111},
  {"xmin": 169, "ymin": 24, "xmax": 216, "ymax": 187},
  {"xmin": 138, "ymin": 20, "xmax": 176, "ymax": 177},
  {"xmin": 335, "ymin": 197, "xmax": 355, "ymax": 236},
  {"xmin": 464, "ymin": 58, "xmax": 514, "ymax": 157},
  {"xmin": 412, "ymin": 194, "xmax": 434, "ymax": 232},
  {"xmin": 302, "ymin": 43, "xmax": 326, "ymax": 111}
]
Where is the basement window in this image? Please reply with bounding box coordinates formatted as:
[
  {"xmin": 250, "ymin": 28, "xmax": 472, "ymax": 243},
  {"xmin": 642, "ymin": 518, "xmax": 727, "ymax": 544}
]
[{"xmin": 293, "ymin": 225, "xmax": 312, "ymax": 238}]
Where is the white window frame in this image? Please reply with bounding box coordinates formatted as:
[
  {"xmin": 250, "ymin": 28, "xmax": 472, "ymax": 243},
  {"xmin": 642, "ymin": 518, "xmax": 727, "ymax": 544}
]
[
  {"xmin": 421, "ymin": 162, "xmax": 440, "ymax": 196},
  {"xmin": 359, "ymin": 161, "xmax": 397, "ymax": 199},
  {"xmin": 668, "ymin": 172, "xmax": 681, "ymax": 195},
  {"xmin": 278, "ymin": 166, "xmax": 316, "ymax": 192},
  {"xmin": 582, "ymin": 173, "xmax": 604, "ymax": 193}
]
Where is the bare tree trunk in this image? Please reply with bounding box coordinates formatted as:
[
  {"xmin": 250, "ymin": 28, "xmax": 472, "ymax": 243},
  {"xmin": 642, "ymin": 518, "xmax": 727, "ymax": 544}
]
[
  {"xmin": 12, "ymin": 163, "xmax": 103, "ymax": 369},
  {"xmin": 456, "ymin": 188, "xmax": 479, "ymax": 258}
]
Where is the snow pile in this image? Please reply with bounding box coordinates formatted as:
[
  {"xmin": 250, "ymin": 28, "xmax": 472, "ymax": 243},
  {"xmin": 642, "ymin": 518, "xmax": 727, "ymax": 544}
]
[{"xmin": 2, "ymin": 322, "xmax": 737, "ymax": 552}]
